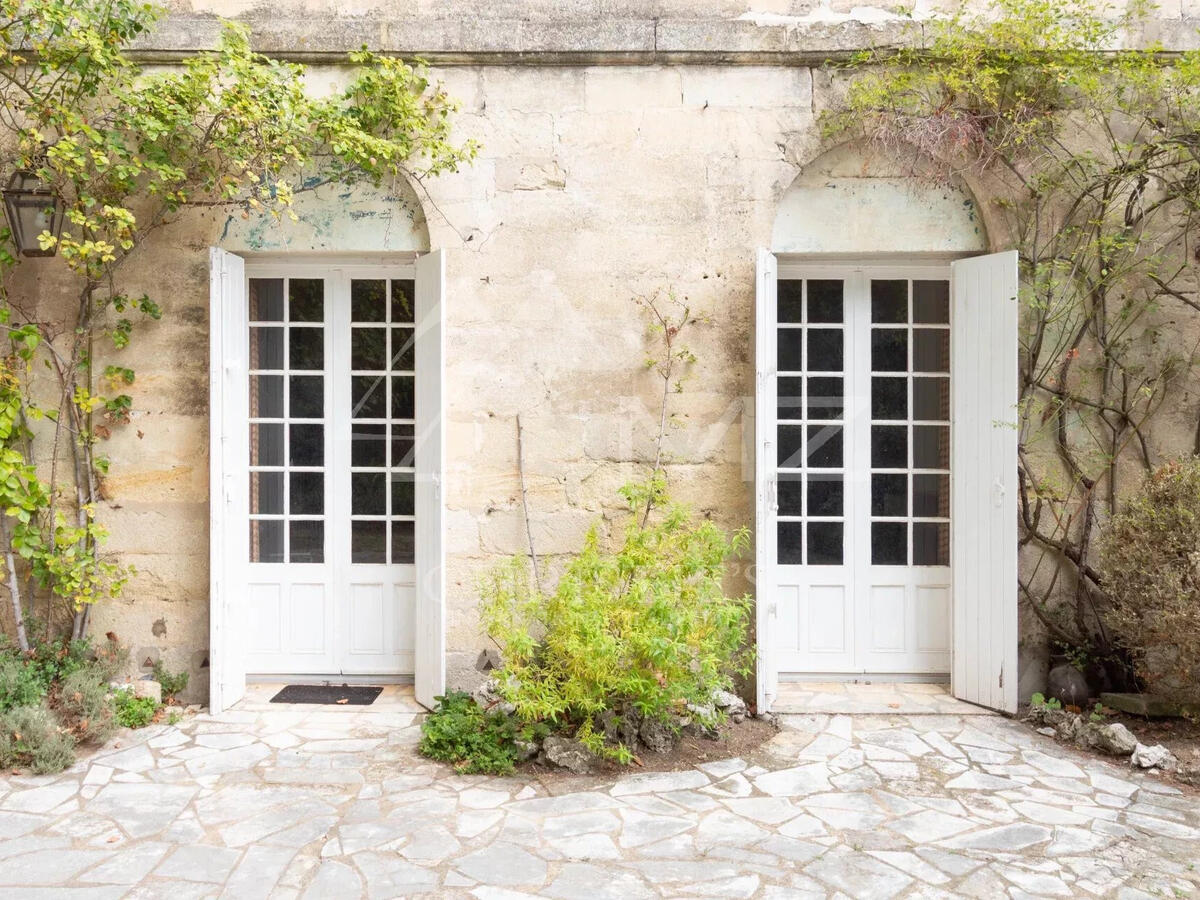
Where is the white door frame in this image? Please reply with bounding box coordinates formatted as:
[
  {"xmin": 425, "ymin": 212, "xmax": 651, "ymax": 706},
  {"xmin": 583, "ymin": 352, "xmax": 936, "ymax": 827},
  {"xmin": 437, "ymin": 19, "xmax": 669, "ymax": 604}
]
[{"xmin": 209, "ymin": 250, "xmax": 446, "ymax": 712}]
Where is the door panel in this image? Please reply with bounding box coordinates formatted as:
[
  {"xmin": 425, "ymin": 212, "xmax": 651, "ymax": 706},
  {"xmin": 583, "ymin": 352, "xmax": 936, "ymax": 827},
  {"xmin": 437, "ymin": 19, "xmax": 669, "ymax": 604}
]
[
  {"xmin": 950, "ymin": 251, "xmax": 1019, "ymax": 713},
  {"xmin": 209, "ymin": 248, "xmax": 248, "ymax": 714}
]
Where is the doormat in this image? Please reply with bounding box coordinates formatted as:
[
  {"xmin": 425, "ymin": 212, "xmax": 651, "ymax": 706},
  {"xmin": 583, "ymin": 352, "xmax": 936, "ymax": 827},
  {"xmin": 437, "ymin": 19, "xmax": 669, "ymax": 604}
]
[{"xmin": 269, "ymin": 684, "xmax": 383, "ymax": 705}]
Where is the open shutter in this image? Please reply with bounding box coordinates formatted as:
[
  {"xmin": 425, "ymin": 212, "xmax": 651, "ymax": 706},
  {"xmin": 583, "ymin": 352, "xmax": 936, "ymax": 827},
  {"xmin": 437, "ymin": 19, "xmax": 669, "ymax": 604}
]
[
  {"xmin": 754, "ymin": 248, "xmax": 779, "ymax": 714},
  {"xmin": 414, "ymin": 250, "xmax": 446, "ymax": 709},
  {"xmin": 208, "ymin": 247, "xmax": 248, "ymax": 714},
  {"xmin": 951, "ymin": 251, "xmax": 1019, "ymax": 713}
]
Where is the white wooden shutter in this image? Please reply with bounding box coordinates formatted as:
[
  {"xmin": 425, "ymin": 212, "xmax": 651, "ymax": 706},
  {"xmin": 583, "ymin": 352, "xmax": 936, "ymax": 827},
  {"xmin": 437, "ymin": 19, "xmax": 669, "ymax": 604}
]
[
  {"xmin": 951, "ymin": 251, "xmax": 1019, "ymax": 713},
  {"xmin": 414, "ymin": 249, "xmax": 446, "ymax": 710},
  {"xmin": 208, "ymin": 247, "xmax": 248, "ymax": 714},
  {"xmin": 754, "ymin": 248, "xmax": 779, "ymax": 714}
]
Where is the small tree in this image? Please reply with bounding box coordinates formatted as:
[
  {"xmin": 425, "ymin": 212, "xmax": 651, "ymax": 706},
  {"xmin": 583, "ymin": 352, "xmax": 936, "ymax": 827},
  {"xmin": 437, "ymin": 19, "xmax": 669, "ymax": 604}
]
[
  {"xmin": 1097, "ymin": 458, "xmax": 1200, "ymax": 702},
  {"xmin": 0, "ymin": 0, "xmax": 475, "ymax": 648},
  {"xmin": 827, "ymin": 0, "xmax": 1200, "ymax": 676}
]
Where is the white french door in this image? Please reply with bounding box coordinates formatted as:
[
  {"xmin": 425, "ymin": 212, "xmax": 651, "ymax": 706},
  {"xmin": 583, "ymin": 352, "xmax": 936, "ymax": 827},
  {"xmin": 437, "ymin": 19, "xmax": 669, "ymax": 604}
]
[
  {"xmin": 755, "ymin": 251, "xmax": 1019, "ymax": 712},
  {"xmin": 767, "ymin": 263, "xmax": 954, "ymax": 677},
  {"xmin": 241, "ymin": 264, "xmax": 420, "ymax": 675},
  {"xmin": 210, "ymin": 251, "xmax": 446, "ymax": 710}
]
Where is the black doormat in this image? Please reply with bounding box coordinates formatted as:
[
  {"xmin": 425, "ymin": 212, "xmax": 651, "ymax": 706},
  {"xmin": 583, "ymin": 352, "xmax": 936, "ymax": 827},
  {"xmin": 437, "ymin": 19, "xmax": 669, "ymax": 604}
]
[{"xmin": 269, "ymin": 684, "xmax": 383, "ymax": 705}]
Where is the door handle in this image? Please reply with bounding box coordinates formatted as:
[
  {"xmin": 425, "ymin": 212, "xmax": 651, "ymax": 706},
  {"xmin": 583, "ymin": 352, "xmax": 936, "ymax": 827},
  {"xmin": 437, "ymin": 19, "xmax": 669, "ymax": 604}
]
[{"xmin": 991, "ymin": 478, "xmax": 1006, "ymax": 507}]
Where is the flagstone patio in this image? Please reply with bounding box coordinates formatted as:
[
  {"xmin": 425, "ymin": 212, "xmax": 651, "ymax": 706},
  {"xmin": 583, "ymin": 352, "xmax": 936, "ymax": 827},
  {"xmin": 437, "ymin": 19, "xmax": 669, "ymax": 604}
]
[{"xmin": 1, "ymin": 688, "xmax": 1198, "ymax": 899}]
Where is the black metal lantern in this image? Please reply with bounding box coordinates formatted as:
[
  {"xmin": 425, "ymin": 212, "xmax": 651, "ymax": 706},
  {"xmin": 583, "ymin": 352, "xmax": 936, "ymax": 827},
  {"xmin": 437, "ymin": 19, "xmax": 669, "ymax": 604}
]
[{"xmin": 2, "ymin": 170, "xmax": 65, "ymax": 257}]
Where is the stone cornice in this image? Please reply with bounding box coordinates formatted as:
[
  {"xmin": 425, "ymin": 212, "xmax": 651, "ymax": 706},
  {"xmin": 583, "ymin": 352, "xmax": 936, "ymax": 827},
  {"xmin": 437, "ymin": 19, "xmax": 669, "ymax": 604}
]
[{"xmin": 129, "ymin": 14, "xmax": 1200, "ymax": 65}]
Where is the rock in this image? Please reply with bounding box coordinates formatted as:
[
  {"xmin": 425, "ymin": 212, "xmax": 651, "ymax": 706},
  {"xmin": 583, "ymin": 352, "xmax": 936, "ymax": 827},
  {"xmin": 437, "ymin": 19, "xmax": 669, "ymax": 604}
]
[
  {"xmin": 679, "ymin": 713, "xmax": 717, "ymax": 741},
  {"xmin": 1100, "ymin": 692, "xmax": 1197, "ymax": 719},
  {"xmin": 1083, "ymin": 722, "xmax": 1139, "ymax": 756},
  {"xmin": 514, "ymin": 739, "xmax": 539, "ymax": 762},
  {"xmin": 638, "ymin": 717, "xmax": 677, "ymax": 754},
  {"xmin": 1131, "ymin": 743, "xmax": 1179, "ymax": 771},
  {"xmin": 686, "ymin": 701, "xmax": 716, "ymax": 722},
  {"xmin": 134, "ymin": 679, "xmax": 162, "ymax": 705},
  {"xmin": 471, "ymin": 678, "xmax": 515, "ymax": 716},
  {"xmin": 540, "ymin": 736, "xmax": 599, "ymax": 775},
  {"xmin": 599, "ymin": 705, "xmax": 639, "ymax": 749},
  {"xmin": 712, "ymin": 690, "xmax": 748, "ymax": 723},
  {"xmin": 1037, "ymin": 726, "xmax": 1057, "ymax": 737},
  {"xmin": 1047, "ymin": 664, "xmax": 1090, "ymax": 708}
]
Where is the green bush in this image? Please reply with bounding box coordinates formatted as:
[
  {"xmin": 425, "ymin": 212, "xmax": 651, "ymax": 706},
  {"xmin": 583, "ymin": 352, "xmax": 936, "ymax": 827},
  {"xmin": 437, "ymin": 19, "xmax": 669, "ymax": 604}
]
[
  {"xmin": 114, "ymin": 692, "xmax": 158, "ymax": 729},
  {"xmin": 27, "ymin": 638, "xmax": 94, "ymax": 693},
  {"xmin": 1098, "ymin": 458, "xmax": 1200, "ymax": 703},
  {"xmin": 0, "ymin": 654, "xmax": 44, "ymax": 712},
  {"xmin": 0, "ymin": 704, "xmax": 76, "ymax": 775},
  {"xmin": 57, "ymin": 667, "xmax": 117, "ymax": 744},
  {"xmin": 481, "ymin": 478, "xmax": 754, "ymax": 759},
  {"xmin": 151, "ymin": 660, "xmax": 189, "ymax": 702},
  {"xmin": 419, "ymin": 691, "xmax": 525, "ymax": 775}
]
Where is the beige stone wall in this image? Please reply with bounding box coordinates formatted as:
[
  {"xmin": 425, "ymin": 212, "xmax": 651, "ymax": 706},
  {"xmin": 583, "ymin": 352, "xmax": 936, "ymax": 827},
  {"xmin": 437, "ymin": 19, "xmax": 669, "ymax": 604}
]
[{"xmin": 13, "ymin": 2, "xmax": 1200, "ymax": 703}]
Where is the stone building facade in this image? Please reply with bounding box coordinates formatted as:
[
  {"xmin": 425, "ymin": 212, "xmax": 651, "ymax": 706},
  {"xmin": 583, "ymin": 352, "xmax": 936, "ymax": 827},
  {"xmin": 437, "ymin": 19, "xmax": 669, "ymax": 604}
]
[{"xmin": 18, "ymin": 0, "xmax": 1199, "ymax": 708}]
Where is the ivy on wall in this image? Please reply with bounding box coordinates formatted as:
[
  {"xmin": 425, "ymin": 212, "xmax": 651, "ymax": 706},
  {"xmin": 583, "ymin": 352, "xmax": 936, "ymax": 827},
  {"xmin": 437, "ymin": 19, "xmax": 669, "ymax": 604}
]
[
  {"xmin": 0, "ymin": 0, "xmax": 476, "ymax": 649},
  {"xmin": 827, "ymin": 0, "xmax": 1200, "ymax": 676}
]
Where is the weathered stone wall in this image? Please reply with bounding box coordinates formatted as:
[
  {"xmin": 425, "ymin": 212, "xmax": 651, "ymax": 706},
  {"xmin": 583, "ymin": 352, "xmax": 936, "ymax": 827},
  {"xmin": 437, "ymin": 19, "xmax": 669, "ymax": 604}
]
[{"xmin": 14, "ymin": 2, "xmax": 1200, "ymax": 703}]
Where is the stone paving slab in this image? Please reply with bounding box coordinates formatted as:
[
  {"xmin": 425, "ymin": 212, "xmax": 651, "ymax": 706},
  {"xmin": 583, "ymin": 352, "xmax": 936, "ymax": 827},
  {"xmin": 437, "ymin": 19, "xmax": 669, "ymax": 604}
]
[
  {"xmin": 775, "ymin": 682, "xmax": 995, "ymax": 715},
  {"xmin": 1, "ymin": 702, "xmax": 1198, "ymax": 898}
]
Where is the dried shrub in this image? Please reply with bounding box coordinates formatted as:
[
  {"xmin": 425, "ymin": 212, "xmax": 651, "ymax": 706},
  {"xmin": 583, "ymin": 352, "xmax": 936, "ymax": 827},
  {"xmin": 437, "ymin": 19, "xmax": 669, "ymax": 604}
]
[
  {"xmin": 57, "ymin": 666, "xmax": 116, "ymax": 744},
  {"xmin": 92, "ymin": 635, "xmax": 130, "ymax": 682},
  {"xmin": 0, "ymin": 704, "xmax": 76, "ymax": 774},
  {"xmin": 1097, "ymin": 459, "xmax": 1200, "ymax": 703}
]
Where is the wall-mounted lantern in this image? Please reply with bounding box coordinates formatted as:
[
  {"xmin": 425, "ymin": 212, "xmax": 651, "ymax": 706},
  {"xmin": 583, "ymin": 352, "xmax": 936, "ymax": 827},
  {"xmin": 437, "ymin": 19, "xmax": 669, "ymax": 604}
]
[{"xmin": 2, "ymin": 170, "xmax": 65, "ymax": 257}]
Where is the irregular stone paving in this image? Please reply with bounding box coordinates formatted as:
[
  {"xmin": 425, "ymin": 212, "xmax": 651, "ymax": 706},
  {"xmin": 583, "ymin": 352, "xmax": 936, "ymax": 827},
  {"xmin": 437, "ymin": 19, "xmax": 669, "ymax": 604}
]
[{"xmin": 1, "ymin": 706, "xmax": 1199, "ymax": 898}]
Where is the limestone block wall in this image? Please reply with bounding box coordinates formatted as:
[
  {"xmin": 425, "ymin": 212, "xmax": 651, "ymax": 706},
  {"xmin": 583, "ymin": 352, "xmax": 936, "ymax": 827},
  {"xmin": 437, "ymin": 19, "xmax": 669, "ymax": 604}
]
[{"xmin": 10, "ymin": 2, "xmax": 1200, "ymax": 703}]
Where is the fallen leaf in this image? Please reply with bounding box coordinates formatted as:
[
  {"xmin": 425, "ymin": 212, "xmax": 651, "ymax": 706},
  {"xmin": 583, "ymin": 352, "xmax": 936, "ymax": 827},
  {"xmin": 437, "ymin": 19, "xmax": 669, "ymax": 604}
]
[
  {"xmin": 888, "ymin": 702, "xmax": 901, "ymax": 709},
  {"xmin": 336, "ymin": 698, "xmax": 349, "ymax": 705},
  {"xmin": 106, "ymin": 836, "xmax": 119, "ymax": 843}
]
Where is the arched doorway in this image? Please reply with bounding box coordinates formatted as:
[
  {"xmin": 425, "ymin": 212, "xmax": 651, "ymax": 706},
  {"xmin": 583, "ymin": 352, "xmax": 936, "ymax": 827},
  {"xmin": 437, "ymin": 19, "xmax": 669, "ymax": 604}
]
[
  {"xmin": 209, "ymin": 180, "xmax": 445, "ymax": 712},
  {"xmin": 755, "ymin": 145, "xmax": 1018, "ymax": 714}
]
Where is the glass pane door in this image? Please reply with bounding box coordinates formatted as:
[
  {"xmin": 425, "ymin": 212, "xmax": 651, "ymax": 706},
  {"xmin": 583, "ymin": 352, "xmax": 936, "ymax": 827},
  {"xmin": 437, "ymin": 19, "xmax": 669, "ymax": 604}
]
[
  {"xmin": 248, "ymin": 276, "xmax": 328, "ymax": 564},
  {"xmin": 348, "ymin": 278, "xmax": 417, "ymax": 565},
  {"xmin": 771, "ymin": 267, "xmax": 953, "ymax": 676}
]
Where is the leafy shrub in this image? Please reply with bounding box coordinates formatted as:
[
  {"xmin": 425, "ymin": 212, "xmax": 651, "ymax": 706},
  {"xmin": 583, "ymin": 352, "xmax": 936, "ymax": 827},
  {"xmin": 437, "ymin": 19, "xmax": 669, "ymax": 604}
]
[
  {"xmin": 27, "ymin": 638, "xmax": 94, "ymax": 693},
  {"xmin": 0, "ymin": 704, "xmax": 76, "ymax": 775},
  {"xmin": 481, "ymin": 479, "xmax": 754, "ymax": 758},
  {"xmin": 151, "ymin": 660, "xmax": 189, "ymax": 703},
  {"xmin": 0, "ymin": 654, "xmax": 44, "ymax": 712},
  {"xmin": 419, "ymin": 691, "xmax": 524, "ymax": 775},
  {"xmin": 57, "ymin": 666, "xmax": 117, "ymax": 744},
  {"xmin": 114, "ymin": 692, "xmax": 158, "ymax": 729},
  {"xmin": 1097, "ymin": 459, "xmax": 1200, "ymax": 703}
]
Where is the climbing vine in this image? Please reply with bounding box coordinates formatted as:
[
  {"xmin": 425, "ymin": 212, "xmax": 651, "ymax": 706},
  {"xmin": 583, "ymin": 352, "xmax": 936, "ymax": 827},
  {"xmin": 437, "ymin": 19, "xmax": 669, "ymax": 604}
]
[
  {"xmin": 827, "ymin": 0, "xmax": 1200, "ymax": 679},
  {"xmin": 0, "ymin": 0, "xmax": 475, "ymax": 648}
]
